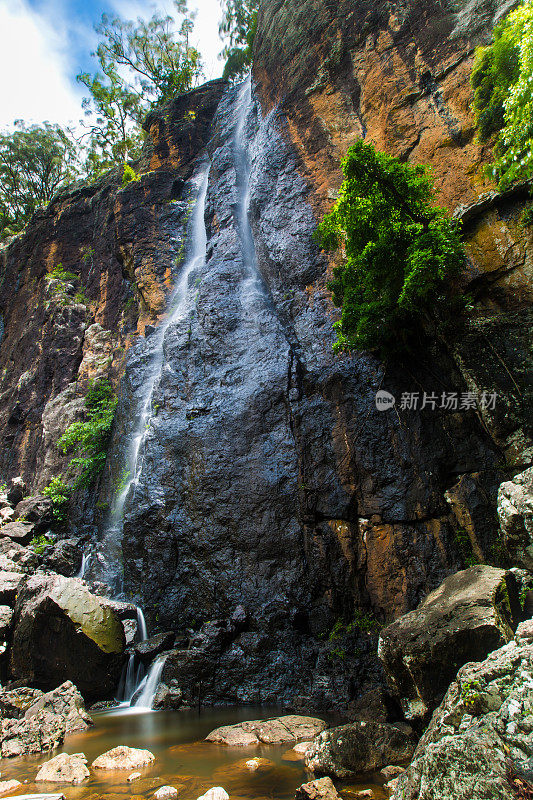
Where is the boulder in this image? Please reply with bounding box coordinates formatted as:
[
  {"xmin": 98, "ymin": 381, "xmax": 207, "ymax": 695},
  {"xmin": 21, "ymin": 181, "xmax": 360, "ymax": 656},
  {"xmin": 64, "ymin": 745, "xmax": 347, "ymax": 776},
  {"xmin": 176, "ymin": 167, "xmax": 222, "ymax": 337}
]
[
  {"xmin": 378, "ymin": 566, "xmax": 520, "ymax": 720},
  {"xmin": 0, "ymin": 538, "xmax": 38, "ymax": 572},
  {"xmin": 206, "ymin": 715, "xmax": 327, "ymax": 746},
  {"xmin": 128, "ymin": 772, "xmax": 142, "ymax": 782},
  {"xmin": 1, "ymin": 681, "xmax": 91, "ymax": 758},
  {"xmin": 154, "ymin": 787, "xmax": 178, "ymax": 800},
  {"xmin": 13, "ymin": 494, "xmax": 53, "ymax": 530},
  {"xmin": 153, "ymin": 681, "xmax": 183, "ymax": 710},
  {"xmin": 92, "ymin": 745, "xmax": 155, "ymax": 769},
  {"xmin": 305, "ymin": 721, "xmax": 416, "ymax": 779},
  {"xmin": 295, "ymin": 777, "xmax": 340, "ymax": 800},
  {"xmin": 36, "ymin": 753, "xmax": 89, "ymax": 783},
  {"xmin": 197, "ymin": 789, "xmax": 229, "ymax": 800},
  {"xmin": 0, "ymin": 780, "xmax": 22, "ymax": 796},
  {"xmin": 0, "ymin": 686, "xmax": 42, "ymax": 717},
  {"xmin": 10, "ymin": 573, "xmax": 125, "ymax": 699},
  {"xmin": 7, "ymin": 477, "xmax": 26, "ymax": 506},
  {"xmin": 390, "ymin": 621, "xmax": 533, "ymax": 800},
  {"xmin": 0, "ymin": 605, "xmax": 13, "ymax": 638},
  {"xmin": 498, "ymin": 467, "xmax": 533, "ymax": 570},
  {"xmin": 0, "ymin": 521, "xmax": 37, "ymax": 545},
  {"xmin": 133, "ymin": 632, "xmax": 175, "ymax": 664},
  {"xmin": 0, "ymin": 569, "xmax": 25, "ymax": 605},
  {"xmin": 41, "ymin": 540, "xmax": 82, "ymax": 577}
]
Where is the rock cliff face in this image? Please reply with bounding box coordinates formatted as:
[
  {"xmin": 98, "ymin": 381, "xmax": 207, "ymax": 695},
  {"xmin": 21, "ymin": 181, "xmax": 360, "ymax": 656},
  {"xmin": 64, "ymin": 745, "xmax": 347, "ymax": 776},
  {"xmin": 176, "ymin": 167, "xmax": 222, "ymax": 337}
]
[{"xmin": 0, "ymin": 0, "xmax": 531, "ymax": 710}]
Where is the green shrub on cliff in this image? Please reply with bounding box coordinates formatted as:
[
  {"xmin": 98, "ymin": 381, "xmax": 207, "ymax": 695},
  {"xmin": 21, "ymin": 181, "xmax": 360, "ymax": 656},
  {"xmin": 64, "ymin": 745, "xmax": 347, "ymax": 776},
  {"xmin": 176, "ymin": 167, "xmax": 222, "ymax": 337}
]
[
  {"xmin": 316, "ymin": 141, "xmax": 465, "ymax": 355},
  {"xmin": 471, "ymin": 0, "xmax": 533, "ymax": 188},
  {"xmin": 58, "ymin": 379, "xmax": 118, "ymax": 488},
  {"xmin": 42, "ymin": 476, "xmax": 71, "ymax": 523}
]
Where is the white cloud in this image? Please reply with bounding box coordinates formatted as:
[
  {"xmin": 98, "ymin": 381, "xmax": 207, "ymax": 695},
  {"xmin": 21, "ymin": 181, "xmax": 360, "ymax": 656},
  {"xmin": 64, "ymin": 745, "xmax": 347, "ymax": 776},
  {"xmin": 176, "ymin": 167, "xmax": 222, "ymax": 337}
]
[{"xmin": 0, "ymin": 0, "xmax": 84, "ymax": 130}]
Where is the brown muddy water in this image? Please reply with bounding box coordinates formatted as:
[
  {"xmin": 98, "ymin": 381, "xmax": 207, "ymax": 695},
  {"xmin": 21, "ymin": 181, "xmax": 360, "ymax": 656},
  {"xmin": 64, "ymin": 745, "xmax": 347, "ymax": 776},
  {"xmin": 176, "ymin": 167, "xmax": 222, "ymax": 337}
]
[{"xmin": 0, "ymin": 707, "xmax": 389, "ymax": 800}]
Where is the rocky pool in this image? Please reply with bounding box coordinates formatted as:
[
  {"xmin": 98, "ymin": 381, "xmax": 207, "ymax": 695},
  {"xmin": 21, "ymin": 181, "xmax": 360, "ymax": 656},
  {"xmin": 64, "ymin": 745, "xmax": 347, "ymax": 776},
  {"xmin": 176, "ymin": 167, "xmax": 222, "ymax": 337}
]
[{"xmin": 0, "ymin": 707, "xmax": 389, "ymax": 800}]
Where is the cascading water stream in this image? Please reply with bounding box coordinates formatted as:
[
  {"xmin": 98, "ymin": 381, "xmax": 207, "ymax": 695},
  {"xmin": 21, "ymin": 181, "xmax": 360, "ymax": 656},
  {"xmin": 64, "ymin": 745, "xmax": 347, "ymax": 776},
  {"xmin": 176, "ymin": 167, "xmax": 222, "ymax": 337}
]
[{"xmin": 86, "ymin": 160, "xmax": 211, "ymax": 709}]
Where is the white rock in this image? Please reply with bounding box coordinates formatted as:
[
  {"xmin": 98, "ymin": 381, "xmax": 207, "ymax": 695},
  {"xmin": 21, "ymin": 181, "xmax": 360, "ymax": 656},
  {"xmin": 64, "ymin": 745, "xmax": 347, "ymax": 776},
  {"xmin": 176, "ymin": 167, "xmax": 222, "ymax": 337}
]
[
  {"xmin": 0, "ymin": 780, "xmax": 22, "ymax": 796},
  {"xmin": 127, "ymin": 772, "xmax": 142, "ymax": 782},
  {"xmin": 293, "ymin": 741, "xmax": 313, "ymax": 754},
  {"xmin": 92, "ymin": 745, "xmax": 155, "ymax": 770},
  {"xmin": 197, "ymin": 788, "xmax": 229, "ymax": 800},
  {"xmin": 36, "ymin": 753, "xmax": 89, "ymax": 784},
  {"xmin": 155, "ymin": 787, "xmax": 178, "ymax": 800}
]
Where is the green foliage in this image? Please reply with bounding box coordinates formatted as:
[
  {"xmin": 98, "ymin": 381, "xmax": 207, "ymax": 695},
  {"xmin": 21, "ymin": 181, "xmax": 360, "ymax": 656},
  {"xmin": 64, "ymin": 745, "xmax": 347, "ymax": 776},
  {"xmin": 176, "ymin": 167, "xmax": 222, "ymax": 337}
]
[
  {"xmin": 42, "ymin": 476, "xmax": 71, "ymax": 523},
  {"xmin": 58, "ymin": 379, "xmax": 118, "ymax": 488},
  {"xmin": 122, "ymin": 163, "xmax": 141, "ymax": 185},
  {"xmin": 348, "ymin": 609, "xmax": 382, "ymax": 633},
  {"xmin": 519, "ymin": 577, "xmax": 533, "ymax": 608},
  {"xmin": 461, "ymin": 678, "xmax": 484, "ymax": 713},
  {"xmin": 219, "ymin": 0, "xmax": 258, "ymax": 80},
  {"xmin": 520, "ymin": 202, "xmax": 533, "ymax": 227},
  {"xmin": 0, "ymin": 121, "xmax": 79, "ymax": 240},
  {"xmin": 46, "ymin": 263, "xmax": 78, "ymax": 283},
  {"xmin": 77, "ymin": 2, "xmax": 202, "ymax": 178},
  {"xmin": 316, "ymin": 141, "xmax": 465, "ymax": 355},
  {"xmin": 471, "ymin": 0, "xmax": 533, "ymax": 189},
  {"xmin": 455, "ymin": 526, "xmax": 479, "ymax": 568},
  {"xmin": 30, "ymin": 533, "xmax": 51, "ymax": 555},
  {"xmin": 74, "ymin": 290, "xmax": 91, "ymax": 305}
]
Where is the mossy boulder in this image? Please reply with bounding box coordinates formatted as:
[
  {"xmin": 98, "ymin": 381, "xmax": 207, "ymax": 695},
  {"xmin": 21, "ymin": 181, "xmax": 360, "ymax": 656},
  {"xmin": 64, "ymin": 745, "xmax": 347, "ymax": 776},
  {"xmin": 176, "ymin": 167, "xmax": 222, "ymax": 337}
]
[
  {"xmin": 10, "ymin": 573, "xmax": 125, "ymax": 700},
  {"xmin": 378, "ymin": 566, "xmax": 521, "ymax": 721}
]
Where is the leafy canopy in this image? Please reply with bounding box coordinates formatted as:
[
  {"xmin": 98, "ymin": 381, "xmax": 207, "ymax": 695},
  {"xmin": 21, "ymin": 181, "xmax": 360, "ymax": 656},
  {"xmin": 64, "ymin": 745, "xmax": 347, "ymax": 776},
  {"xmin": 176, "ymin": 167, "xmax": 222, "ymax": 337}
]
[
  {"xmin": 58, "ymin": 379, "xmax": 118, "ymax": 488},
  {"xmin": 317, "ymin": 141, "xmax": 465, "ymax": 355},
  {"xmin": 78, "ymin": 1, "xmax": 202, "ymax": 179},
  {"xmin": 219, "ymin": 0, "xmax": 258, "ymax": 80},
  {"xmin": 0, "ymin": 121, "xmax": 78, "ymax": 241},
  {"xmin": 471, "ymin": 0, "xmax": 533, "ymax": 188}
]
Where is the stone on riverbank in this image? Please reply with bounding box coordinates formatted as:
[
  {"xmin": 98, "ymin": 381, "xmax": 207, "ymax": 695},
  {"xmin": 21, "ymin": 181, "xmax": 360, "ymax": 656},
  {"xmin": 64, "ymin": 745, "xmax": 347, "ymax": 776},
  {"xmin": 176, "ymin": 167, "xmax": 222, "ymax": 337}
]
[
  {"xmin": 206, "ymin": 715, "xmax": 327, "ymax": 746},
  {"xmin": 0, "ymin": 682, "xmax": 91, "ymax": 758},
  {"xmin": 0, "ymin": 780, "xmax": 22, "ymax": 796},
  {"xmin": 295, "ymin": 777, "xmax": 340, "ymax": 800},
  {"xmin": 154, "ymin": 787, "xmax": 178, "ymax": 800},
  {"xmin": 196, "ymin": 789, "xmax": 229, "ymax": 800},
  {"xmin": 92, "ymin": 745, "xmax": 155, "ymax": 769},
  {"xmin": 36, "ymin": 753, "xmax": 89, "ymax": 783},
  {"xmin": 305, "ymin": 721, "xmax": 416, "ymax": 778},
  {"xmin": 378, "ymin": 566, "xmax": 520, "ymax": 720}
]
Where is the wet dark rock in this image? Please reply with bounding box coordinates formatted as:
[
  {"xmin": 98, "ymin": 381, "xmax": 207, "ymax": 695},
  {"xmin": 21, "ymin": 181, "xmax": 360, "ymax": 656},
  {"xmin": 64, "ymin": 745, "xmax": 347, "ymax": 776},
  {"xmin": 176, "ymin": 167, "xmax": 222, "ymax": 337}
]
[
  {"xmin": 305, "ymin": 721, "xmax": 416, "ymax": 778},
  {"xmin": 152, "ymin": 680, "xmax": 183, "ymax": 710},
  {"xmin": 133, "ymin": 632, "xmax": 175, "ymax": 664},
  {"xmin": 10, "ymin": 573, "xmax": 125, "ymax": 700},
  {"xmin": 378, "ymin": 566, "xmax": 521, "ymax": 721},
  {"xmin": 41, "ymin": 539, "xmax": 83, "ymax": 577},
  {"xmin": 0, "ymin": 605, "xmax": 13, "ymax": 639},
  {"xmin": 0, "ymin": 680, "xmax": 91, "ymax": 758},
  {"xmin": 498, "ymin": 467, "xmax": 533, "ymax": 570}
]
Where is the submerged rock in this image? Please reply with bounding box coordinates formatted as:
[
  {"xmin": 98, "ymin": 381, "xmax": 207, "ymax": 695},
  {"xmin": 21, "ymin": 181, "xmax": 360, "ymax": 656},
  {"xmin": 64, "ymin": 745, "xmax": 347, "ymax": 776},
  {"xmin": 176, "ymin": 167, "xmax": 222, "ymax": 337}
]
[
  {"xmin": 378, "ymin": 566, "xmax": 520, "ymax": 720},
  {"xmin": 36, "ymin": 753, "xmax": 89, "ymax": 783},
  {"xmin": 295, "ymin": 777, "xmax": 340, "ymax": 800},
  {"xmin": 0, "ymin": 681, "xmax": 91, "ymax": 758},
  {"xmin": 0, "ymin": 779, "xmax": 22, "ymax": 796},
  {"xmin": 390, "ymin": 621, "xmax": 533, "ymax": 800},
  {"xmin": 305, "ymin": 721, "xmax": 416, "ymax": 779},
  {"xmin": 10, "ymin": 573, "xmax": 125, "ymax": 699},
  {"xmin": 92, "ymin": 745, "xmax": 155, "ymax": 769},
  {"xmin": 206, "ymin": 715, "xmax": 328, "ymax": 746}
]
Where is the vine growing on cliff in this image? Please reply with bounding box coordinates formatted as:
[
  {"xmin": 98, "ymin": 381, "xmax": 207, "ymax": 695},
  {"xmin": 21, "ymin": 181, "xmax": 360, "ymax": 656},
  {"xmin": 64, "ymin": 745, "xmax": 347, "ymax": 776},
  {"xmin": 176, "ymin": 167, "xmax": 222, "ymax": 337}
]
[
  {"xmin": 471, "ymin": 0, "xmax": 533, "ymax": 189},
  {"xmin": 315, "ymin": 141, "xmax": 466, "ymax": 356},
  {"xmin": 58, "ymin": 379, "xmax": 118, "ymax": 488}
]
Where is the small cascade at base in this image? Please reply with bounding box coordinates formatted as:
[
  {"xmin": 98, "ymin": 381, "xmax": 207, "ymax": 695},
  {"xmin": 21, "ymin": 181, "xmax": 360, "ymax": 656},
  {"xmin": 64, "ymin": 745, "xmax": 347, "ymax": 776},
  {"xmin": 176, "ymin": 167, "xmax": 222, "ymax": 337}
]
[{"xmin": 131, "ymin": 655, "xmax": 168, "ymax": 710}]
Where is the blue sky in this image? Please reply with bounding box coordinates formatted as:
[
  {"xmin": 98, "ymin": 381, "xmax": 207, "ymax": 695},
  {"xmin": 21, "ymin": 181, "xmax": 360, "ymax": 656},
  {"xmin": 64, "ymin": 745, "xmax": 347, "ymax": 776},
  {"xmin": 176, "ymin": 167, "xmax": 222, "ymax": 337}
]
[{"xmin": 0, "ymin": 0, "xmax": 223, "ymax": 129}]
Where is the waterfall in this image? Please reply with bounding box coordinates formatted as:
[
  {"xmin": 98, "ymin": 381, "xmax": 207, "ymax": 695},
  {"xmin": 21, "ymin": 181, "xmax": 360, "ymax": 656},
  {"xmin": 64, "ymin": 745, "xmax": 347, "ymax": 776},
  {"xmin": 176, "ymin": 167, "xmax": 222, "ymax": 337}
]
[
  {"xmin": 136, "ymin": 606, "xmax": 148, "ymax": 641},
  {"xmin": 90, "ymin": 160, "xmax": 211, "ymax": 598},
  {"xmin": 132, "ymin": 655, "xmax": 167, "ymax": 710}
]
